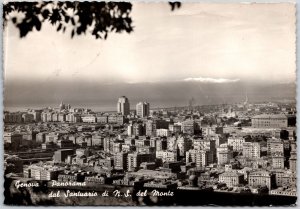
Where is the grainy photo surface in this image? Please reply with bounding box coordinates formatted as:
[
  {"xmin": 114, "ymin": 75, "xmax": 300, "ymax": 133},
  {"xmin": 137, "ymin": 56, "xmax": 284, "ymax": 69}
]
[{"xmin": 2, "ymin": 1, "xmax": 297, "ymax": 206}]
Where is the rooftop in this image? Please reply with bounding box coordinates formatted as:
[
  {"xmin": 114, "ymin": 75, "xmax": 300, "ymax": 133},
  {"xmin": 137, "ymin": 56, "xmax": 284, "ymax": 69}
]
[{"xmin": 252, "ymin": 114, "xmax": 287, "ymax": 119}]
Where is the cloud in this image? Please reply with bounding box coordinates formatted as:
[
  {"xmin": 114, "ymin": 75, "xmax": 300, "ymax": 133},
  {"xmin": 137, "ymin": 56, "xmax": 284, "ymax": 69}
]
[{"xmin": 184, "ymin": 77, "xmax": 240, "ymax": 83}]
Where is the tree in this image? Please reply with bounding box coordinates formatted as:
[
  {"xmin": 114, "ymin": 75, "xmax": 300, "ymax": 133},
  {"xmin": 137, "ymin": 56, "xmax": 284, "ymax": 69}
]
[
  {"xmin": 3, "ymin": 1, "xmax": 133, "ymax": 39},
  {"xmin": 3, "ymin": 1, "xmax": 181, "ymax": 40}
]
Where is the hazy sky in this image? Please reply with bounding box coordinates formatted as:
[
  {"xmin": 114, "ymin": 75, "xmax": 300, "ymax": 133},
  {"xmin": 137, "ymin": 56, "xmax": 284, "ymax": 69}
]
[{"xmin": 4, "ymin": 3, "xmax": 296, "ymax": 84}]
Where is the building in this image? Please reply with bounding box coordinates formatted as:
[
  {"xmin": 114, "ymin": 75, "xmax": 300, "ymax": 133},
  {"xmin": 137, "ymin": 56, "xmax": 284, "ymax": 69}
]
[
  {"xmin": 57, "ymin": 140, "xmax": 74, "ymax": 149},
  {"xmin": 186, "ymin": 149, "xmax": 208, "ymax": 167},
  {"xmin": 91, "ymin": 134, "xmax": 103, "ymax": 146},
  {"xmin": 41, "ymin": 112, "xmax": 48, "ymax": 122},
  {"xmin": 52, "ymin": 113, "xmax": 59, "ymax": 122},
  {"xmin": 193, "ymin": 139, "xmax": 216, "ymax": 164},
  {"xmin": 108, "ymin": 115, "xmax": 126, "ymax": 125},
  {"xmin": 196, "ymin": 150, "xmax": 209, "ymax": 167},
  {"xmin": 103, "ymin": 137, "xmax": 113, "ymax": 153},
  {"xmin": 22, "ymin": 113, "xmax": 34, "ymax": 123},
  {"xmin": 127, "ymin": 153, "xmax": 155, "ymax": 172},
  {"xmin": 242, "ymin": 142, "xmax": 260, "ymax": 159},
  {"xmin": 251, "ymin": 142, "xmax": 261, "ymax": 159},
  {"xmin": 228, "ymin": 136, "xmax": 245, "ymax": 152},
  {"xmin": 136, "ymin": 102, "xmax": 150, "ymax": 118},
  {"xmin": 57, "ymin": 113, "xmax": 66, "ymax": 122},
  {"xmin": 156, "ymin": 129, "xmax": 170, "ymax": 137},
  {"xmin": 272, "ymin": 169, "xmax": 285, "ymax": 187},
  {"xmin": 24, "ymin": 164, "xmax": 63, "ymax": 180},
  {"xmin": 289, "ymin": 151, "xmax": 297, "ymax": 172},
  {"xmin": 146, "ymin": 119, "xmax": 169, "ymax": 137},
  {"xmin": 271, "ymin": 155, "xmax": 284, "ymax": 169},
  {"xmin": 65, "ymin": 104, "xmax": 71, "ymax": 110},
  {"xmin": 127, "ymin": 124, "xmax": 133, "ymax": 136},
  {"xmin": 181, "ymin": 120, "xmax": 198, "ymax": 135},
  {"xmin": 53, "ymin": 149, "xmax": 75, "ymax": 163},
  {"xmin": 4, "ymin": 112, "xmax": 23, "ymax": 123},
  {"xmin": 271, "ymin": 169, "xmax": 296, "ymax": 188},
  {"xmin": 122, "ymin": 144, "xmax": 136, "ymax": 153},
  {"xmin": 169, "ymin": 124, "xmax": 182, "ymax": 134},
  {"xmin": 219, "ymin": 171, "xmax": 244, "ymax": 187},
  {"xmin": 155, "ymin": 139, "xmax": 167, "ymax": 151},
  {"xmin": 45, "ymin": 132, "xmax": 60, "ymax": 143},
  {"xmin": 85, "ymin": 175, "xmax": 105, "ymax": 184},
  {"xmin": 27, "ymin": 109, "xmax": 42, "ymax": 122},
  {"xmin": 4, "ymin": 133, "xmax": 22, "ymax": 151},
  {"xmin": 135, "ymin": 138, "xmax": 150, "ymax": 147},
  {"xmin": 42, "ymin": 142, "xmax": 57, "ymax": 150},
  {"xmin": 112, "ymin": 142, "xmax": 122, "ymax": 153},
  {"xmin": 81, "ymin": 115, "xmax": 96, "ymax": 123},
  {"xmin": 146, "ymin": 120, "xmax": 156, "ymax": 137},
  {"xmin": 248, "ymin": 170, "xmax": 275, "ymax": 189},
  {"xmin": 177, "ymin": 136, "xmax": 192, "ymax": 157},
  {"xmin": 117, "ymin": 96, "xmax": 130, "ymax": 116},
  {"xmin": 57, "ymin": 173, "xmax": 83, "ymax": 182},
  {"xmin": 156, "ymin": 150, "xmax": 177, "ymax": 163},
  {"xmin": 123, "ymin": 137, "xmax": 134, "ymax": 146},
  {"xmin": 97, "ymin": 115, "xmax": 108, "ymax": 124},
  {"xmin": 76, "ymin": 148, "xmax": 91, "ymax": 157},
  {"xmin": 167, "ymin": 137, "xmax": 177, "ymax": 151},
  {"xmin": 214, "ymin": 135, "xmax": 227, "ymax": 147},
  {"xmin": 251, "ymin": 114, "xmax": 288, "ymax": 128},
  {"xmin": 217, "ymin": 144, "xmax": 233, "ymax": 165},
  {"xmin": 114, "ymin": 152, "xmax": 128, "ymax": 170},
  {"xmin": 127, "ymin": 169, "xmax": 176, "ymax": 181},
  {"xmin": 59, "ymin": 102, "xmax": 66, "ymax": 111},
  {"xmin": 267, "ymin": 138, "xmax": 284, "ymax": 156},
  {"xmin": 66, "ymin": 113, "xmax": 81, "ymax": 123},
  {"xmin": 133, "ymin": 123, "xmax": 144, "ymax": 136},
  {"xmin": 46, "ymin": 112, "xmax": 53, "ymax": 122},
  {"xmin": 136, "ymin": 146, "xmax": 155, "ymax": 154},
  {"xmin": 194, "ymin": 139, "xmax": 215, "ymax": 151}
]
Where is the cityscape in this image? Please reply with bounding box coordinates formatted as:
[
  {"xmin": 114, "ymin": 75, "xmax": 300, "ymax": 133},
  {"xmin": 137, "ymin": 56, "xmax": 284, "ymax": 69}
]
[
  {"xmin": 3, "ymin": 96, "xmax": 297, "ymax": 205},
  {"xmin": 3, "ymin": 1, "xmax": 296, "ymax": 206}
]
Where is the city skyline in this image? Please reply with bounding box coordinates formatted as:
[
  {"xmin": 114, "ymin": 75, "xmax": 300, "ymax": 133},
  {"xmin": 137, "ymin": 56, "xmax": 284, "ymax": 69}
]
[
  {"xmin": 4, "ymin": 80, "xmax": 296, "ymax": 112},
  {"xmin": 4, "ymin": 94, "xmax": 297, "ymax": 206}
]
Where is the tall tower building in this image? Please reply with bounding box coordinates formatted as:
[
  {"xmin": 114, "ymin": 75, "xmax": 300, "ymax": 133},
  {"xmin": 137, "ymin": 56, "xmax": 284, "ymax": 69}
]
[
  {"xmin": 117, "ymin": 96, "xmax": 130, "ymax": 116},
  {"xmin": 136, "ymin": 102, "xmax": 150, "ymax": 118},
  {"xmin": 59, "ymin": 102, "xmax": 65, "ymax": 111}
]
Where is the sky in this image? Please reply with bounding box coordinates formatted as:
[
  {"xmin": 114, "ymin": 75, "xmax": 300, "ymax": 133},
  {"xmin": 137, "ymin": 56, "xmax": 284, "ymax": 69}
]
[{"xmin": 4, "ymin": 2, "xmax": 296, "ymax": 85}]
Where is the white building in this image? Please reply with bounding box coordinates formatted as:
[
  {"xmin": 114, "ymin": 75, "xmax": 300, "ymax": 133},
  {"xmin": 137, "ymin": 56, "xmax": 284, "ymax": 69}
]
[
  {"xmin": 217, "ymin": 143, "xmax": 233, "ymax": 165},
  {"xmin": 117, "ymin": 96, "xmax": 130, "ymax": 116},
  {"xmin": 156, "ymin": 150, "xmax": 177, "ymax": 162},
  {"xmin": 243, "ymin": 142, "xmax": 260, "ymax": 159},
  {"xmin": 136, "ymin": 102, "xmax": 150, "ymax": 118},
  {"xmin": 156, "ymin": 129, "xmax": 170, "ymax": 137},
  {"xmin": 228, "ymin": 136, "xmax": 245, "ymax": 152},
  {"xmin": 186, "ymin": 149, "xmax": 208, "ymax": 167},
  {"xmin": 81, "ymin": 115, "xmax": 96, "ymax": 123}
]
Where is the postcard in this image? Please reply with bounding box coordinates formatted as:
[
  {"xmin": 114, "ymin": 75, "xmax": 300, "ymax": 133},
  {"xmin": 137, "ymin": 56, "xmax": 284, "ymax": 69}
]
[{"xmin": 2, "ymin": 1, "xmax": 297, "ymax": 206}]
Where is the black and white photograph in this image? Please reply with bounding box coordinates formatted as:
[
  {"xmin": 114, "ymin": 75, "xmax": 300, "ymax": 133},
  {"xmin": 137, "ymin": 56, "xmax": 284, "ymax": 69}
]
[{"xmin": 2, "ymin": 1, "xmax": 297, "ymax": 206}]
